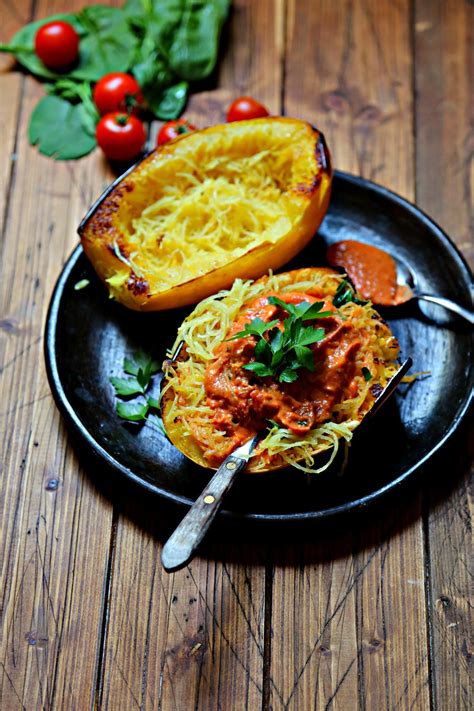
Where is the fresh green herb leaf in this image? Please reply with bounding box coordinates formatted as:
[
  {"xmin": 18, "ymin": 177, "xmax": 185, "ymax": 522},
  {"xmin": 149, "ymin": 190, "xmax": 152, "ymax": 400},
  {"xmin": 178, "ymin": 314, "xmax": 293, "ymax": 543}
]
[
  {"xmin": 226, "ymin": 317, "xmax": 280, "ymax": 341},
  {"xmin": 333, "ymin": 280, "xmax": 368, "ymax": 308},
  {"xmin": 294, "ymin": 325, "xmax": 325, "ymax": 347},
  {"xmin": 136, "ymin": 367, "xmax": 149, "ymax": 391},
  {"xmin": 165, "ymin": 1, "xmax": 231, "ymax": 81},
  {"xmin": 242, "ymin": 362, "xmax": 274, "ymax": 377},
  {"xmin": 116, "ymin": 400, "xmax": 149, "ymax": 422},
  {"xmin": 123, "ymin": 356, "xmax": 139, "ymax": 376},
  {"xmin": 150, "ymin": 80, "xmax": 189, "ymax": 120},
  {"xmin": 0, "ymin": 13, "xmax": 85, "ymax": 80},
  {"xmin": 294, "ymin": 345, "xmax": 315, "ymax": 372},
  {"xmin": 362, "ymin": 367, "xmax": 373, "ymax": 382},
  {"xmin": 46, "ymin": 79, "xmax": 99, "ymax": 137},
  {"xmin": 234, "ymin": 296, "xmax": 334, "ymax": 384},
  {"xmin": 110, "ymin": 376, "xmax": 143, "ymax": 397},
  {"xmin": 279, "ymin": 368, "xmax": 299, "ymax": 383},
  {"xmin": 147, "ymin": 396, "xmax": 160, "ymax": 410},
  {"xmin": 72, "ymin": 6, "xmax": 138, "ymax": 82},
  {"xmin": 28, "ymin": 95, "xmax": 96, "ymax": 159}
]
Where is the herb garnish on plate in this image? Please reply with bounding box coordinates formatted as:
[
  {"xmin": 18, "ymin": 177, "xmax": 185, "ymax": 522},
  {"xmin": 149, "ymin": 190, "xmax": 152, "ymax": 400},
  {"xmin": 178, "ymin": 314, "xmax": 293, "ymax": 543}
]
[{"xmin": 226, "ymin": 296, "xmax": 333, "ymax": 383}]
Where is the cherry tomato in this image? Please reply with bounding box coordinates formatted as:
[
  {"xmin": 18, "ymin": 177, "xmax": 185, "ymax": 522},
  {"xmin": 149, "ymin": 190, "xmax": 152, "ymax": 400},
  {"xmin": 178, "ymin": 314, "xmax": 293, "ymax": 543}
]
[
  {"xmin": 93, "ymin": 73, "xmax": 143, "ymax": 115},
  {"xmin": 227, "ymin": 96, "xmax": 270, "ymax": 122},
  {"xmin": 157, "ymin": 119, "xmax": 197, "ymax": 146},
  {"xmin": 34, "ymin": 21, "xmax": 79, "ymax": 69},
  {"xmin": 96, "ymin": 113, "xmax": 146, "ymax": 161}
]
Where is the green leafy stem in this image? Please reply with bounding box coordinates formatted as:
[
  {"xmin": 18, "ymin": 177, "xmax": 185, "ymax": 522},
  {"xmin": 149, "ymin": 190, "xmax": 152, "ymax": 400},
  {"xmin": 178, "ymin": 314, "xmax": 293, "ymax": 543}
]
[
  {"xmin": 226, "ymin": 296, "xmax": 334, "ymax": 384},
  {"xmin": 110, "ymin": 350, "xmax": 163, "ymax": 424}
]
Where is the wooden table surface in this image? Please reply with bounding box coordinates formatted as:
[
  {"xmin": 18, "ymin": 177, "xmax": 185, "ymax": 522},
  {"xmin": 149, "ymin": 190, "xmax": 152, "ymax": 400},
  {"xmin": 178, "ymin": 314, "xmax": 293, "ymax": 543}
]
[{"xmin": 1, "ymin": 1, "xmax": 472, "ymax": 709}]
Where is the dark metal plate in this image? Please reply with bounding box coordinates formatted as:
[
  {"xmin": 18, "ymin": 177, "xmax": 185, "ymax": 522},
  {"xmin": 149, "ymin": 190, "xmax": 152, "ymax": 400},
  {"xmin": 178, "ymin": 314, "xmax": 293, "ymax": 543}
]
[{"xmin": 44, "ymin": 171, "xmax": 474, "ymax": 522}]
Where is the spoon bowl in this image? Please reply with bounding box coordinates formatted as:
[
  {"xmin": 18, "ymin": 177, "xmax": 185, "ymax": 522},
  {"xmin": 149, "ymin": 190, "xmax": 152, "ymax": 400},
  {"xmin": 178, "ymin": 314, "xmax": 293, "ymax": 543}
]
[{"xmin": 394, "ymin": 255, "xmax": 474, "ymax": 324}]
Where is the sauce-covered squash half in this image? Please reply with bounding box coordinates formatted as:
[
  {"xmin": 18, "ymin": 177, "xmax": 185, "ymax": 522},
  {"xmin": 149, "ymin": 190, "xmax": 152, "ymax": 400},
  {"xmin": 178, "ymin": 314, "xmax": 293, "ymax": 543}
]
[
  {"xmin": 78, "ymin": 118, "xmax": 332, "ymax": 311},
  {"xmin": 161, "ymin": 268, "xmax": 401, "ymax": 473}
]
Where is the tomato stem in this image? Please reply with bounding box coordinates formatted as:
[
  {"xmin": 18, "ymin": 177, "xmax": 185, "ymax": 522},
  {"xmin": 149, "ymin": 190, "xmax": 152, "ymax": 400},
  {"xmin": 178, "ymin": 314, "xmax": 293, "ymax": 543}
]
[{"xmin": 115, "ymin": 113, "xmax": 129, "ymax": 126}]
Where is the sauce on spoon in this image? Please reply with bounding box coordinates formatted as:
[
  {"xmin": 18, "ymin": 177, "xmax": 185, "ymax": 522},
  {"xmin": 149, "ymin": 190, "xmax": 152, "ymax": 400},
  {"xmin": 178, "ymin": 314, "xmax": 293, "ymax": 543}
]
[{"xmin": 327, "ymin": 240, "xmax": 411, "ymax": 306}]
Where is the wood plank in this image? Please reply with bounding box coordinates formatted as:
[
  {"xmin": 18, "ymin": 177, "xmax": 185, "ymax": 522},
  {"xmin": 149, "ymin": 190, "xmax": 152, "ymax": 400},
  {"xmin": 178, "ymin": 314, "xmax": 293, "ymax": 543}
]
[
  {"xmin": 0, "ymin": 0, "xmax": 32, "ymax": 235},
  {"xmin": 99, "ymin": 1, "xmax": 283, "ymax": 707},
  {"xmin": 415, "ymin": 1, "xmax": 474, "ymax": 708},
  {"xmin": 100, "ymin": 511, "xmax": 267, "ymax": 710},
  {"xmin": 284, "ymin": 0, "xmax": 413, "ymax": 199},
  {"xmin": 0, "ymin": 1, "xmax": 117, "ymax": 708},
  {"xmin": 269, "ymin": 1, "xmax": 430, "ymax": 708}
]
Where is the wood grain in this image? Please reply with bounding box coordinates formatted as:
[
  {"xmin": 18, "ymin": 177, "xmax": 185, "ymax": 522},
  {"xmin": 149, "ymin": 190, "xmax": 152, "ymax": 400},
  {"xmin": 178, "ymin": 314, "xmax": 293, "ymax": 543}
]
[
  {"xmin": 268, "ymin": 1, "xmax": 430, "ymax": 708},
  {"xmin": 99, "ymin": 1, "xmax": 284, "ymax": 708},
  {"xmin": 415, "ymin": 1, "xmax": 474, "ymax": 708},
  {"xmin": 0, "ymin": 0, "xmax": 472, "ymax": 708},
  {"xmin": 0, "ymin": 1, "xmax": 117, "ymax": 708}
]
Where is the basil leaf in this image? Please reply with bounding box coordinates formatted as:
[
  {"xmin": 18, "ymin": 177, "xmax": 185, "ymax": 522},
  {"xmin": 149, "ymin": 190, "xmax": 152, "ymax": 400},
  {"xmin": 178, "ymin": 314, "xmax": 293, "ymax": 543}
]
[
  {"xmin": 116, "ymin": 401, "xmax": 149, "ymax": 422},
  {"xmin": 362, "ymin": 367, "xmax": 373, "ymax": 382},
  {"xmin": 28, "ymin": 96, "xmax": 96, "ymax": 160},
  {"xmin": 110, "ymin": 376, "xmax": 143, "ymax": 397}
]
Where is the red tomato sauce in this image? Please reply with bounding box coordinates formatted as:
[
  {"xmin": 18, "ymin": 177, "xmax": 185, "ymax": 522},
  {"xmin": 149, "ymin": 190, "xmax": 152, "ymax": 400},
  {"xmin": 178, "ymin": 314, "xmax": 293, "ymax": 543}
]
[
  {"xmin": 327, "ymin": 240, "xmax": 408, "ymax": 306},
  {"xmin": 202, "ymin": 291, "xmax": 361, "ymax": 465}
]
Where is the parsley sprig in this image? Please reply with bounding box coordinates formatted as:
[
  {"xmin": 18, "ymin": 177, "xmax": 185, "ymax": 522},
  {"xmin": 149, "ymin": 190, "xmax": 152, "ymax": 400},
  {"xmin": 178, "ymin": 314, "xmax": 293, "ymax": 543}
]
[
  {"xmin": 227, "ymin": 296, "xmax": 333, "ymax": 383},
  {"xmin": 110, "ymin": 350, "xmax": 163, "ymax": 423},
  {"xmin": 332, "ymin": 280, "xmax": 368, "ymax": 307}
]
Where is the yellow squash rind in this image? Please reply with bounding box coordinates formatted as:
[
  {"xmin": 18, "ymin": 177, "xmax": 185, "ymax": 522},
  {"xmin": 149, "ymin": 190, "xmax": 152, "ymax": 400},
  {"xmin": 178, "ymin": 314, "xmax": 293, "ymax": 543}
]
[{"xmin": 79, "ymin": 118, "xmax": 332, "ymax": 311}]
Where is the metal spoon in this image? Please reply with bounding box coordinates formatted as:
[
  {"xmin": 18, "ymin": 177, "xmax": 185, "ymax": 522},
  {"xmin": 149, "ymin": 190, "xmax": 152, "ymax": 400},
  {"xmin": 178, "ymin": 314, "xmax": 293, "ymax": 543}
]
[
  {"xmin": 160, "ymin": 358, "xmax": 412, "ymax": 573},
  {"xmin": 394, "ymin": 258, "xmax": 474, "ymax": 325}
]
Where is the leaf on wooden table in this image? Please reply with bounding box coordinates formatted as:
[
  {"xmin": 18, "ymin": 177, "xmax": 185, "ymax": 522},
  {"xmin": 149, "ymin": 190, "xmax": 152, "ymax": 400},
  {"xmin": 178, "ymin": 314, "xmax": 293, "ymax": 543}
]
[{"xmin": 28, "ymin": 96, "xmax": 96, "ymax": 159}]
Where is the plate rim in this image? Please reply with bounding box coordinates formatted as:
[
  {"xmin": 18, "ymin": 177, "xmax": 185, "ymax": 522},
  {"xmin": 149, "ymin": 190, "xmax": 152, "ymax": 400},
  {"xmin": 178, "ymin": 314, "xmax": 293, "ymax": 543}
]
[{"xmin": 44, "ymin": 170, "xmax": 474, "ymax": 522}]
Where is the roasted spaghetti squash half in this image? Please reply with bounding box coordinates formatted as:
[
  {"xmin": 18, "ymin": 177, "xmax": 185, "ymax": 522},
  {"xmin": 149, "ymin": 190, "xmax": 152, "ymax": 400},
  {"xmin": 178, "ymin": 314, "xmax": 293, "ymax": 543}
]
[
  {"xmin": 78, "ymin": 118, "xmax": 332, "ymax": 311},
  {"xmin": 161, "ymin": 268, "xmax": 401, "ymax": 473}
]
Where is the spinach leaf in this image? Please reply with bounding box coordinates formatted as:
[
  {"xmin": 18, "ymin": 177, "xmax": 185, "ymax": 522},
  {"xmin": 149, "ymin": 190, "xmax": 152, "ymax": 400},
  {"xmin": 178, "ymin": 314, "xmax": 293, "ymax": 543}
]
[
  {"xmin": 148, "ymin": 80, "xmax": 188, "ymax": 119},
  {"xmin": 167, "ymin": 0, "xmax": 231, "ymax": 81},
  {"xmin": 28, "ymin": 96, "xmax": 96, "ymax": 160},
  {"xmin": 71, "ymin": 6, "xmax": 138, "ymax": 81},
  {"xmin": 45, "ymin": 79, "xmax": 99, "ymax": 136},
  {"xmin": 2, "ymin": 7, "xmax": 137, "ymax": 83},
  {"xmin": 0, "ymin": 13, "xmax": 84, "ymax": 80}
]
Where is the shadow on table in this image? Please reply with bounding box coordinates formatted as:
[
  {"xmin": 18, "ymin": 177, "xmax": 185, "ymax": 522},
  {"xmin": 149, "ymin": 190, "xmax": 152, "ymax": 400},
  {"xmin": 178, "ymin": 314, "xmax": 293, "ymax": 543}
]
[{"xmin": 75, "ymin": 413, "xmax": 472, "ymax": 568}]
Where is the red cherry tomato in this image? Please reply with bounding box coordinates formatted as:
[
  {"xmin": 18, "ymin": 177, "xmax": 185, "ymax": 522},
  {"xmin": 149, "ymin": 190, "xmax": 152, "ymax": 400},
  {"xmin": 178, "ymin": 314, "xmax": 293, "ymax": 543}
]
[
  {"xmin": 34, "ymin": 21, "xmax": 79, "ymax": 69},
  {"xmin": 227, "ymin": 96, "xmax": 270, "ymax": 122},
  {"xmin": 96, "ymin": 113, "xmax": 146, "ymax": 161},
  {"xmin": 93, "ymin": 73, "xmax": 143, "ymax": 115},
  {"xmin": 157, "ymin": 119, "xmax": 197, "ymax": 146}
]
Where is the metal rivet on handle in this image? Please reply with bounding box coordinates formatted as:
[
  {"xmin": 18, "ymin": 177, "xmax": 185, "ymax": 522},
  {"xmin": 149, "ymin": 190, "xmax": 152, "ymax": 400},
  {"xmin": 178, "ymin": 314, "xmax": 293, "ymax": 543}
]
[
  {"xmin": 226, "ymin": 461, "xmax": 237, "ymax": 470},
  {"xmin": 204, "ymin": 495, "xmax": 215, "ymax": 504}
]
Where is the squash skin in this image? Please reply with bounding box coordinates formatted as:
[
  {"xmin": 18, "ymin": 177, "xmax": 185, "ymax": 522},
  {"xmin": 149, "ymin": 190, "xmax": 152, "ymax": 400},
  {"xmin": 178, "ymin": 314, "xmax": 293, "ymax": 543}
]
[{"xmin": 78, "ymin": 118, "xmax": 333, "ymax": 311}]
